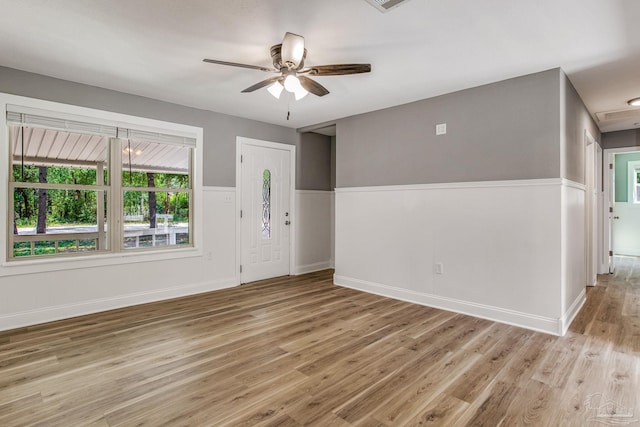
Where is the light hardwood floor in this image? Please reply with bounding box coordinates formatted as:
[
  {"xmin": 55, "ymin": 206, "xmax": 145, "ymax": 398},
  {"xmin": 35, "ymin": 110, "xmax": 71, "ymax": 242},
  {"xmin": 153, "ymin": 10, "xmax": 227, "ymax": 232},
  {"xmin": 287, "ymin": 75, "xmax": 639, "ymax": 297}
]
[{"xmin": 1, "ymin": 259, "xmax": 639, "ymax": 426}]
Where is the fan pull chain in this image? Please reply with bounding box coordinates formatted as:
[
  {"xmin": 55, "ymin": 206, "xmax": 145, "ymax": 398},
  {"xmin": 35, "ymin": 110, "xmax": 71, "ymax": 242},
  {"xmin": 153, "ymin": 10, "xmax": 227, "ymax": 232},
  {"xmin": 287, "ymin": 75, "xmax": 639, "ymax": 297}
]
[{"xmin": 287, "ymin": 97, "xmax": 291, "ymax": 121}]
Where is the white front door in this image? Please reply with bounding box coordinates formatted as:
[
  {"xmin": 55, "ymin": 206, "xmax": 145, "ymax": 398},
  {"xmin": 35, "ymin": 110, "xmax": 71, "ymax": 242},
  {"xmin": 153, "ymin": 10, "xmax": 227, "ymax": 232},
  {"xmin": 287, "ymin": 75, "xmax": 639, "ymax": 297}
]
[{"xmin": 240, "ymin": 141, "xmax": 292, "ymax": 283}]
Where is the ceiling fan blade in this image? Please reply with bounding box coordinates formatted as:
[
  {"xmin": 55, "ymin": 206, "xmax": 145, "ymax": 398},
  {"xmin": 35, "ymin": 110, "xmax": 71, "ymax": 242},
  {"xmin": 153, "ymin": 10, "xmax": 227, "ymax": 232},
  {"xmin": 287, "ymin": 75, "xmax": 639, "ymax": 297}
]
[
  {"xmin": 241, "ymin": 76, "xmax": 282, "ymax": 93},
  {"xmin": 203, "ymin": 59, "xmax": 277, "ymax": 73},
  {"xmin": 281, "ymin": 32, "xmax": 305, "ymax": 68},
  {"xmin": 298, "ymin": 76, "xmax": 330, "ymax": 97},
  {"xmin": 302, "ymin": 64, "xmax": 371, "ymax": 76}
]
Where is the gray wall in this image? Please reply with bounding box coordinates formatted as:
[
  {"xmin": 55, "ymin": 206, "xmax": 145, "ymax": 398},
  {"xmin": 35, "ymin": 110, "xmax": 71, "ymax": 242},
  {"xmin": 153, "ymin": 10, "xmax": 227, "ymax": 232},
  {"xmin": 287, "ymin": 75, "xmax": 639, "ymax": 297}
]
[
  {"xmin": 335, "ymin": 68, "xmax": 562, "ymax": 187},
  {"xmin": 561, "ymin": 72, "xmax": 601, "ymax": 184},
  {"xmin": 602, "ymin": 129, "xmax": 640, "ymax": 149},
  {"xmin": 296, "ymin": 132, "xmax": 332, "ymax": 191},
  {"xmin": 0, "ymin": 66, "xmax": 308, "ymax": 188}
]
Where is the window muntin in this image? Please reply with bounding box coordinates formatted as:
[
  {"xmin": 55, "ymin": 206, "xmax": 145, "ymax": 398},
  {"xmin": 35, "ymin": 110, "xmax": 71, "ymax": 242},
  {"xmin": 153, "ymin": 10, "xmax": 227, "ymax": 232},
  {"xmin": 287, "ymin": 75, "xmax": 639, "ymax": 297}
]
[{"xmin": 7, "ymin": 120, "xmax": 195, "ymax": 260}]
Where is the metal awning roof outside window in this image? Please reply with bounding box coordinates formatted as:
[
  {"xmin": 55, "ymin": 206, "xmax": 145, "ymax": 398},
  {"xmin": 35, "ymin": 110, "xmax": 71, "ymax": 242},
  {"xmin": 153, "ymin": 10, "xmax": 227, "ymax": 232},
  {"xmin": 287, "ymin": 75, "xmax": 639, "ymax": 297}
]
[{"xmin": 7, "ymin": 111, "xmax": 193, "ymax": 174}]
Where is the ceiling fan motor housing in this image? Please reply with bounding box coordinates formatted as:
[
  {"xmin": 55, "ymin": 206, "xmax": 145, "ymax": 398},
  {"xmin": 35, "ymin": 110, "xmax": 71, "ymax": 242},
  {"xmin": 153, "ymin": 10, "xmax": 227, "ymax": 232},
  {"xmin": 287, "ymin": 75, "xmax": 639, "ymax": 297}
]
[{"xmin": 270, "ymin": 44, "xmax": 307, "ymax": 70}]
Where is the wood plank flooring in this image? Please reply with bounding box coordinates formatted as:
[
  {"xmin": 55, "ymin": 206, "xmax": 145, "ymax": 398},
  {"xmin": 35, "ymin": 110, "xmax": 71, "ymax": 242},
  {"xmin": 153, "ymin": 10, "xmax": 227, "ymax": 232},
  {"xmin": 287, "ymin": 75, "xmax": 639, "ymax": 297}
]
[{"xmin": 1, "ymin": 258, "xmax": 639, "ymax": 426}]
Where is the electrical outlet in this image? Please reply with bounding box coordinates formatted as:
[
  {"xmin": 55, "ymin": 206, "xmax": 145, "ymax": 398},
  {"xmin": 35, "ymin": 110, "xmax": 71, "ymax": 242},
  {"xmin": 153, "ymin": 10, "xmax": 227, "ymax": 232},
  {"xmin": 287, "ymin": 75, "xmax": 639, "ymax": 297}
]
[
  {"xmin": 435, "ymin": 262, "xmax": 444, "ymax": 275},
  {"xmin": 206, "ymin": 251, "xmax": 213, "ymax": 261}
]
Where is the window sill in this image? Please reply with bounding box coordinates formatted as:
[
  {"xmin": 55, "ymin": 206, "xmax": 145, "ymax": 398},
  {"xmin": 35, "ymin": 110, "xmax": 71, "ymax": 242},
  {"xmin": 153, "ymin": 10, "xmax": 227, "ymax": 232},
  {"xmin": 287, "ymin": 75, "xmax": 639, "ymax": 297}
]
[{"xmin": 0, "ymin": 247, "xmax": 202, "ymax": 277}]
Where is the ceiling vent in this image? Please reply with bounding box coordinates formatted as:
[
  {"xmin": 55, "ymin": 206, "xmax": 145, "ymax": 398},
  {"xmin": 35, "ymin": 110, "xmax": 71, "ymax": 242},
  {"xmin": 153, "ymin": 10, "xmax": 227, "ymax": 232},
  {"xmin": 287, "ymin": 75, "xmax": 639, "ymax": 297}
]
[
  {"xmin": 364, "ymin": 0, "xmax": 413, "ymax": 13},
  {"xmin": 595, "ymin": 108, "xmax": 640, "ymax": 123}
]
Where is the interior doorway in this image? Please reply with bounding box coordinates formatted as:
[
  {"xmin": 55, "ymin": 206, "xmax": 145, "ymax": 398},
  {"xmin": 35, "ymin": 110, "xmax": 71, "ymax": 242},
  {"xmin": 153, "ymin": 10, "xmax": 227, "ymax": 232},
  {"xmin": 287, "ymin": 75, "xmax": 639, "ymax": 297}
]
[
  {"xmin": 603, "ymin": 146, "xmax": 640, "ymax": 274},
  {"xmin": 236, "ymin": 137, "xmax": 296, "ymax": 283}
]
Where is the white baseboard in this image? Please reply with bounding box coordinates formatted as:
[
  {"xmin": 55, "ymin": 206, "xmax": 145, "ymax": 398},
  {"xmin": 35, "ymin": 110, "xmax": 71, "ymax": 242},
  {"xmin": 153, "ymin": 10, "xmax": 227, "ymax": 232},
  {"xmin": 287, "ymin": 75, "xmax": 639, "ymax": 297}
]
[
  {"xmin": 334, "ymin": 274, "xmax": 563, "ymax": 336},
  {"xmin": 0, "ymin": 277, "xmax": 239, "ymax": 332},
  {"xmin": 560, "ymin": 289, "xmax": 586, "ymax": 335},
  {"xmin": 295, "ymin": 261, "xmax": 332, "ymax": 275}
]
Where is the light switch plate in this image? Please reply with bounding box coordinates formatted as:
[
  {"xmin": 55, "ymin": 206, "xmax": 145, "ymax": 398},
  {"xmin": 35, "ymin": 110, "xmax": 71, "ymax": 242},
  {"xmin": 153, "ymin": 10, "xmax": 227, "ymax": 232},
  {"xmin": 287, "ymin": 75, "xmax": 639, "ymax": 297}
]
[{"xmin": 436, "ymin": 123, "xmax": 447, "ymax": 135}]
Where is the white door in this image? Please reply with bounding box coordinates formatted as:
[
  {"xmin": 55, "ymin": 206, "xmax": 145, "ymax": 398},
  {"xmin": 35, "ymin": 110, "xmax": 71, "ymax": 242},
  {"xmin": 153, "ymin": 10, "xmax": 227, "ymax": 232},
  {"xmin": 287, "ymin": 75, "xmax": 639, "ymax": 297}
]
[
  {"xmin": 608, "ymin": 152, "xmax": 616, "ymax": 273},
  {"xmin": 240, "ymin": 142, "xmax": 292, "ymax": 283},
  {"xmin": 603, "ymin": 148, "xmax": 640, "ymax": 275}
]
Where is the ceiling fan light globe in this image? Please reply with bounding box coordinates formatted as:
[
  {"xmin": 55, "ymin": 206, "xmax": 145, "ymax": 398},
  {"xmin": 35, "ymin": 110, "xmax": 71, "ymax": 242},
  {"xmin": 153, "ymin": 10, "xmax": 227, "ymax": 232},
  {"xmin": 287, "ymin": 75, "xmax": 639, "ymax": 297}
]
[
  {"xmin": 294, "ymin": 87, "xmax": 308, "ymax": 100},
  {"xmin": 267, "ymin": 81, "xmax": 284, "ymax": 99},
  {"xmin": 284, "ymin": 75, "xmax": 302, "ymax": 93},
  {"xmin": 629, "ymin": 97, "xmax": 640, "ymax": 107}
]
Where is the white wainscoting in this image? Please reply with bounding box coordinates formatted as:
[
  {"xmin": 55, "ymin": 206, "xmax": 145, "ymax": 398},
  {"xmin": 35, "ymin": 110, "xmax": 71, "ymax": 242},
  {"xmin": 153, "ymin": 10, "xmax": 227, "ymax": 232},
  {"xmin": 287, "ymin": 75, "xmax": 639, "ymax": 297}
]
[
  {"xmin": 561, "ymin": 181, "xmax": 587, "ymax": 334},
  {"xmin": 294, "ymin": 190, "xmax": 333, "ymax": 275},
  {"xmin": 335, "ymin": 178, "xmax": 586, "ymax": 336},
  {"xmin": 0, "ymin": 186, "xmax": 238, "ymax": 331},
  {"xmin": 613, "ymin": 202, "xmax": 640, "ymax": 256}
]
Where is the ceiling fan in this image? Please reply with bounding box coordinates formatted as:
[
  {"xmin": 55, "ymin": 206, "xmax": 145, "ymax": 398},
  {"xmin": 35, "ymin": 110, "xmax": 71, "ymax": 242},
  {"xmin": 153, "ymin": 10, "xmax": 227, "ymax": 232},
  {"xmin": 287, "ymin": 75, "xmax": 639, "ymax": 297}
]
[{"xmin": 203, "ymin": 32, "xmax": 371, "ymax": 100}]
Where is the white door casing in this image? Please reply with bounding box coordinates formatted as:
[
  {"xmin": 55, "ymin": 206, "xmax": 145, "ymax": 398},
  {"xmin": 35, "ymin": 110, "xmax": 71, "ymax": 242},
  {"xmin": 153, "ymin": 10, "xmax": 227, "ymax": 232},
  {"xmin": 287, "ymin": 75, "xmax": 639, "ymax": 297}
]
[
  {"xmin": 237, "ymin": 137, "xmax": 295, "ymax": 283},
  {"xmin": 584, "ymin": 132, "xmax": 597, "ymax": 286},
  {"xmin": 596, "ymin": 144, "xmax": 604, "ymax": 275},
  {"xmin": 607, "ymin": 151, "xmax": 616, "ymax": 273}
]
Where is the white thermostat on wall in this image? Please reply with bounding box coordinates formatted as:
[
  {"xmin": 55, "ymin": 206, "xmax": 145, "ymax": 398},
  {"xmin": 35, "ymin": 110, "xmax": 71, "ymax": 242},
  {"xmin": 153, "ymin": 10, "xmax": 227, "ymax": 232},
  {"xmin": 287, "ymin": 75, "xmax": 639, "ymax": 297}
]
[{"xmin": 436, "ymin": 123, "xmax": 447, "ymax": 135}]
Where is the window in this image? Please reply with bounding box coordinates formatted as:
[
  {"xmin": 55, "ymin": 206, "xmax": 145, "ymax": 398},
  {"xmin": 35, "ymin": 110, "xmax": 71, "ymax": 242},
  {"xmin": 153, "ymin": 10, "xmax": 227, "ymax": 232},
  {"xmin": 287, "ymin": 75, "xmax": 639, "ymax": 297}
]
[
  {"xmin": 9, "ymin": 124, "xmax": 110, "ymax": 258},
  {"xmin": 121, "ymin": 138, "xmax": 192, "ymax": 250},
  {"xmin": 6, "ymin": 107, "xmax": 198, "ymax": 261},
  {"xmin": 627, "ymin": 160, "xmax": 640, "ymax": 204},
  {"xmin": 262, "ymin": 169, "xmax": 271, "ymax": 238}
]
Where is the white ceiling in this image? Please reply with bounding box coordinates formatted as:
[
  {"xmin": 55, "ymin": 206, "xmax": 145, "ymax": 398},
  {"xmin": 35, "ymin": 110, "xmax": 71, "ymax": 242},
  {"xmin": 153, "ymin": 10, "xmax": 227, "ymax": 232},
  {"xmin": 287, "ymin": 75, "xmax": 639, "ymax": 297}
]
[{"xmin": 0, "ymin": 0, "xmax": 639, "ymax": 133}]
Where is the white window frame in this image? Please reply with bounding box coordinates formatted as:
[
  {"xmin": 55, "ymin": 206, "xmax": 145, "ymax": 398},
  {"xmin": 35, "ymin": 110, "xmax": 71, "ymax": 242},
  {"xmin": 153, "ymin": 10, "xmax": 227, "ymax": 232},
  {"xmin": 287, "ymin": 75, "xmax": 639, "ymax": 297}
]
[{"xmin": 0, "ymin": 93, "xmax": 203, "ymax": 276}]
